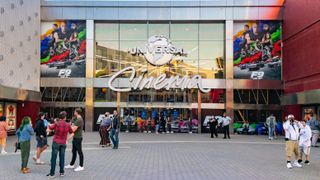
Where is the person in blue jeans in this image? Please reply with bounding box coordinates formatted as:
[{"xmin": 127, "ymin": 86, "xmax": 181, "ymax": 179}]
[
  {"xmin": 46, "ymin": 111, "xmax": 74, "ymax": 178},
  {"xmin": 266, "ymin": 114, "xmax": 276, "ymax": 140},
  {"xmin": 109, "ymin": 110, "xmax": 120, "ymax": 149}
]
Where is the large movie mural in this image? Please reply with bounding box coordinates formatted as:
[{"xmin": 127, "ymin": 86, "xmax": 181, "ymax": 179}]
[
  {"xmin": 233, "ymin": 21, "xmax": 282, "ymax": 80},
  {"xmin": 40, "ymin": 21, "xmax": 86, "ymax": 78}
]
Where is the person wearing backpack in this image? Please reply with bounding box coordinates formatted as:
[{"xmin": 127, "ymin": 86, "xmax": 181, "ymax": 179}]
[{"xmin": 266, "ymin": 114, "xmax": 276, "ymax": 140}]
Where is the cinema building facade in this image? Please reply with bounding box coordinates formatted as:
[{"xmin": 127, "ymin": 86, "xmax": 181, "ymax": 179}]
[{"xmin": 39, "ymin": 0, "xmax": 284, "ymax": 131}]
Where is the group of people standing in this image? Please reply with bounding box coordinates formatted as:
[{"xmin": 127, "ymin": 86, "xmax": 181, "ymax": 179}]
[
  {"xmin": 208, "ymin": 112, "xmax": 232, "ymax": 139},
  {"xmin": 123, "ymin": 113, "xmax": 192, "ymax": 134},
  {"xmin": 283, "ymin": 114, "xmax": 313, "ymax": 169},
  {"xmin": 0, "ymin": 108, "xmax": 85, "ymax": 178},
  {"xmin": 99, "ymin": 110, "xmax": 120, "ymax": 149}
]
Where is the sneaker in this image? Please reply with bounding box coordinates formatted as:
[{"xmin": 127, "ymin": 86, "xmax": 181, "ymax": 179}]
[
  {"xmin": 36, "ymin": 159, "xmax": 45, "ymax": 165},
  {"xmin": 46, "ymin": 174, "xmax": 55, "ymax": 178},
  {"xmin": 305, "ymin": 161, "xmax": 310, "ymax": 165},
  {"xmin": 65, "ymin": 164, "xmax": 74, "ymax": 169},
  {"xmin": 171, "ymin": 131, "xmax": 174, "ymax": 134},
  {"xmin": 32, "ymin": 156, "xmax": 37, "ymax": 162},
  {"xmin": 293, "ymin": 161, "xmax": 302, "ymax": 168},
  {"xmin": 1, "ymin": 151, "xmax": 7, "ymax": 154},
  {"xmin": 60, "ymin": 173, "xmax": 65, "ymax": 177},
  {"xmin": 74, "ymin": 166, "xmax": 84, "ymax": 172},
  {"xmin": 125, "ymin": 130, "xmax": 129, "ymax": 133},
  {"xmin": 166, "ymin": 131, "xmax": 169, "ymax": 134},
  {"xmin": 286, "ymin": 163, "xmax": 293, "ymax": 169}
]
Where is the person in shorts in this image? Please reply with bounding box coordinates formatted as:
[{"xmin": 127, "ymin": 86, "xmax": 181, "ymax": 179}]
[
  {"xmin": 33, "ymin": 112, "xmax": 48, "ymax": 165},
  {"xmin": 298, "ymin": 119, "xmax": 312, "ymax": 165},
  {"xmin": 283, "ymin": 114, "xmax": 302, "ymax": 169}
]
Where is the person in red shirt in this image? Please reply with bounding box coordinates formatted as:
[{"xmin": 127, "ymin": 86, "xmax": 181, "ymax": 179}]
[{"xmin": 46, "ymin": 111, "xmax": 74, "ymax": 178}]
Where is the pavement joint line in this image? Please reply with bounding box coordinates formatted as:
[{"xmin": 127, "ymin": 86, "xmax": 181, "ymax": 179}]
[
  {"xmin": 0, "ymin": 146, "xmax": 131, "ymax": 157},
  {"xmin": 81, "ymin": 140, "xmax": 285, "ymax": 145}
]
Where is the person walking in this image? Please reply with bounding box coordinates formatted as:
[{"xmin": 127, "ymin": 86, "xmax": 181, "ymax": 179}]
[
  {"xmin": 124, "ymin": 114, "xmax": 132, "ymax": 133},
  {"xmin": 109, "ymin": 110, "xmax": 120, "ymax": 149},
  {"xmin": 155, "ymin": 115, "xmax": 160, "ymax": 134},
  {"xmin": 33, "ymin": 112, "xmax": 48, "ymax": 165},
  {"xmin": 161, "ymin": 114, "xmax": 166, "ymax": 134},
  {"xmin": 298, "ymin": 119, "xmax": 312, "ymax": 165},
  {"xmin": 0, "ymin": 116, "xmax": 8, "ymax": 154},
  {"xmin": 188, "ymin": 117, "xmax": 193, "ymax": 134},
  {"xmin": 208, "ymin": 115, "xmax": 218, "ymax": 138},
  {"xmin": 308, "ymin": 114, "xmax": 319, "ymax": 147},
  {"xmin": 266, "ymin": 114, "xmax": 277, "ymax": 140},
  {"xmin": 16, "ymin": 117, "xmax": 34, "ymax": 174},
  {"xmin": 166, "ymin": 116, "xmax": 173, "ymax": 134},
  {"xmin": 65, "ymin": 108, "xmax": 85, "ymax": 172},
  {"xmin": 146, "ymin": 117, "xmax": 152, "ymax": 133},
  {"xmin": 222, "ymin": 112, "xmax": 231, "ymax": 139},
  {"xmin": 46, "ymin": 111, "xmax": 74, "ymax": 178},
  {"xmin": 99, "ymin": 112, "xmax": 111, "ymax": 147},
  {"xmin": 283, "ymin": 114, "xmax": 302, "ymax": 169}
]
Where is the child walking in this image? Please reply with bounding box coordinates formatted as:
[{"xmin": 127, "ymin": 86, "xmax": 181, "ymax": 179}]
[{"xmin": 298, "ymin": 119, "xmax": 312, "ymax": 165}]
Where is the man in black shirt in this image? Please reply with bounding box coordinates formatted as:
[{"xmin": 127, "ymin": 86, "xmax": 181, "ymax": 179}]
[
  {"xmin": 109, "ymin": 110, "xmax": 120, "ymax": 149},
  {"xmin": 208, "ymin": 115, "xmax": 218, "ymax": 138},
  {"xmin": 248, "ymin": 23, "xmax": 263, "ymax": 42}
]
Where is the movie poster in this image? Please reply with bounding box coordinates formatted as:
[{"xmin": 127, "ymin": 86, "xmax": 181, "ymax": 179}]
[
  {"xmin": 0, "ymin": 104, "xmax": 3, "ymax": 117},
  {"xmin": 5, "ymin": 103, "xmax": 17, "ymax": 131},
  {"xmin": 40, "ymin": 21, "xmax": 86, "ymax": 78},
  {"xmin": 233, "ymin": 21, "xmax": 282, "ymax": 80}
]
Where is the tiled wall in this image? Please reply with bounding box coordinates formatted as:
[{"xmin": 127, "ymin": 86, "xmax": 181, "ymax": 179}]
[{"xmin": 0, "ymin": 0, "xmax": 40, "ymax": 91}]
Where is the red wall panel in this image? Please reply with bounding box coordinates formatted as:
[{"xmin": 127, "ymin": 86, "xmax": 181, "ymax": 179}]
[
  {"xmin": 283, "ymin": 0, "xmax": 320, "ymax": 94},
  {"xmin": 283, "ymin": 22, "xmax": 320, "ymax": 83},
  {"xmin": 16, "ymin": 101, "xmax": 40, "ymax": 129},
  {"xmin": 284, "ymin": 105, "xmax": 301, "ymax": 121},
  {"xmin": 283, "ymin": 0, "xmax": 320, "ymax": 40}
]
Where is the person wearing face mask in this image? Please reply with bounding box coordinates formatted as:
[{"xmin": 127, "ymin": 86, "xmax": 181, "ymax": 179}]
[{"xmin": 283, "ymin": 114, "xmax": 302, "ymax": 169}]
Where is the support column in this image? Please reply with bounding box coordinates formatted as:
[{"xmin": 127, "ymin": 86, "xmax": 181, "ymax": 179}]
[
  {"xmin": 197, "ymin": 90, "xmax": 202, "ymax": 133},
  {"xmin": 85, "ymin": 20, "xmax": 94, "ymax": 132},
  {"xmin": 117, "ymin": 92, "xmax": 120, "ymax": 114},
  {"xmin": 225, "ymin": 20, "xmax": 234, "ymax": 133}
]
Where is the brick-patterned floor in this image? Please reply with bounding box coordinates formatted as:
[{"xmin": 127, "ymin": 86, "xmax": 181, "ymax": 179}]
[{"xmin": 0, "ymin": 133, "xmax": 319, "ymax": 180}]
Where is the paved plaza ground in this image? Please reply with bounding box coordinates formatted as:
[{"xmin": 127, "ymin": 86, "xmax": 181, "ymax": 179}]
[{"xmin": 0, "ymin": 133, "xmax": 319, "ymax": 180}]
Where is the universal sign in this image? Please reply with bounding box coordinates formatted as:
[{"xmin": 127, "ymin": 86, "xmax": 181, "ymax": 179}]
[
  {"xmin": 108, "ymin": 35, "xmax": 211, "ymax": 93},
  {"xmin": 130, "ymin": 35, "xmax": 187, "ymax": 66}
]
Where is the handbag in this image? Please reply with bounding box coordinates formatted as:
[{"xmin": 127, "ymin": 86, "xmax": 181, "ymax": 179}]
[{"xmin": 14, "ymin": 141, "xmax": 20, "ymax": 153}]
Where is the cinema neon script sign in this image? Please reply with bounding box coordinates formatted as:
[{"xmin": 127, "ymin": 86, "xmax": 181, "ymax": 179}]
[{"xmin": 108, "ymin": 35, "xmax": 210, "ymax": 93}]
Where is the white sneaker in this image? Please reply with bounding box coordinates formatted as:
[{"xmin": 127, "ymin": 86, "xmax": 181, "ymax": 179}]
[
  {"xmin": 293, "ymin": 161, "xmax": 302, "ymax": 168},
  {"xmin": 1, "ymin": 151, "xmax": 7, "ymax": 154},
  {"xmin": 36, "ymin": 159, "xmax": 45, "ymax": 165},
  {"xmin": 74, "ymin": 166, "xmax": 84, "ymax": 172},
  {"xmin": 65, "ymin": 164, "xmax": 75, "ymax": 169},
  {"xmin": 125, "ymin": 130, "xmax": 129, "ymax": 133},
  {"xmin": 286, "ymin": 163, "xmax": 293, "ymax": 169},
  {"xmin": 166, "ymin": 131, "xmax": 169, "ymax": 134},
  {"xmin": 171, "ymin": 131, "xmax": 174, "ymax": 134}
]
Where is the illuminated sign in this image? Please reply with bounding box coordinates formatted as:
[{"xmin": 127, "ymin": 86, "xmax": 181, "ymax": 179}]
[
  {"xmin": 109, "ymin": 36, "xmax": 210, "ymax": 93},
  {"xmin": 130, "ymin": 35, "xmax": 187, "ymax": 66}
]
